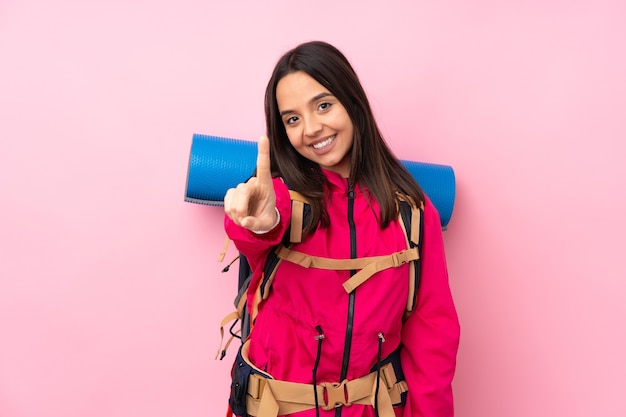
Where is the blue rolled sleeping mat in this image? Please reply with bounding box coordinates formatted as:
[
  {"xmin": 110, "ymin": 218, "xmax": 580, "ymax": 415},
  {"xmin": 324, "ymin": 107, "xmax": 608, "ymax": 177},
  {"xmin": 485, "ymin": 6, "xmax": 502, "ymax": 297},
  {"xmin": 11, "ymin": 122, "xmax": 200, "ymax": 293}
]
[{"xmin": 185, "ymin": 134, "xmax": 456, "ymax": 229}]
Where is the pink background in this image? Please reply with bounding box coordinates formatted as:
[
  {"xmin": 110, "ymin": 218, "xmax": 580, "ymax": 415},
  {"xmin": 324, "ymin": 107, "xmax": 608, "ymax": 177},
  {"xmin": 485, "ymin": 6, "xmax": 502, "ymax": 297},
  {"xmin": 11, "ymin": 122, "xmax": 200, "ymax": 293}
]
[{"xmin": 1, "ymin": 1, "xmax": 625, "ymax": 416}]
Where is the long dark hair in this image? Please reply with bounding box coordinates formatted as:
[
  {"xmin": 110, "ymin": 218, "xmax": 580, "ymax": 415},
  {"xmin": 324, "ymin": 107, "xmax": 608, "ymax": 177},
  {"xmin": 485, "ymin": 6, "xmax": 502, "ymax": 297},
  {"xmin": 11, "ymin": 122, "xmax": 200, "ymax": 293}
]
[{"xmin": 265, "ymin": 41, "xmax": 424, "ymax": 233}]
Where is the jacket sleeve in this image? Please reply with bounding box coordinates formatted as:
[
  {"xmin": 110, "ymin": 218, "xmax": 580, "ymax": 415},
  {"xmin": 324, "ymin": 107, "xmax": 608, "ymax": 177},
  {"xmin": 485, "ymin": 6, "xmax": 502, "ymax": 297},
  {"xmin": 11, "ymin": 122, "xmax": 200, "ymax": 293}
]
[
  {"xmin": 400, "ymin": 196, "xmax": 460, "ymax": 417},
  {"xmin": 223, "ymin": 177, "xmax": 292, "ymax": 277}
]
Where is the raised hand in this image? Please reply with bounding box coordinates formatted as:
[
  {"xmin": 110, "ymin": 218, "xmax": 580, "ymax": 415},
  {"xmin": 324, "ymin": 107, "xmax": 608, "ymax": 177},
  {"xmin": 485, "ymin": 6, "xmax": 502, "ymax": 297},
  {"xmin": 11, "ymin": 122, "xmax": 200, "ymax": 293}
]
[{"xmin": 224, "ymin": 136, "xmax": 278, "ymax": 233}]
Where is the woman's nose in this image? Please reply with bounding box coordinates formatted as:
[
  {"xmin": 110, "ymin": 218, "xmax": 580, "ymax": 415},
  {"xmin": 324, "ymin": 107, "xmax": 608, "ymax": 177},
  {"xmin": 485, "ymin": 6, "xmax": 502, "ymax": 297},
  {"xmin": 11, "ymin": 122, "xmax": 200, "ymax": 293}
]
[{"xmin": 304, "ymin": 115, "xmax": 323, "ymax": 137}]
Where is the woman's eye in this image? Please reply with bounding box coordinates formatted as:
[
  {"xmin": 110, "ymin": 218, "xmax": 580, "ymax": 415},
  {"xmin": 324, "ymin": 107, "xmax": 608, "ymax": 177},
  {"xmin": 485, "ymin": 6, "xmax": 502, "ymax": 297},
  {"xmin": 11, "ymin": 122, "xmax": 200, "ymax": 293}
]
[
  {"xmin": 285, "ymin": 116, "xmax": 298, "ymax": 125},
  {"xmin": 318, "ymin": 102, "xmax": 332, "ymax": 111}
]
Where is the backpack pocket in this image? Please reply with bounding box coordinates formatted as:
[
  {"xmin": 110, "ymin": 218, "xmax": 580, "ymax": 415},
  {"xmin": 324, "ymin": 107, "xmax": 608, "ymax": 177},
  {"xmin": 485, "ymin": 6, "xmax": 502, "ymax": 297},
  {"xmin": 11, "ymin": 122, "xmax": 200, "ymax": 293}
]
[
  {"xmin": 371, "ymin": 347, "xmax": 408, "ymax": 407},
  {"xmin": 229, "ymin": 341, "xmax": 272, "ymax": 416}
]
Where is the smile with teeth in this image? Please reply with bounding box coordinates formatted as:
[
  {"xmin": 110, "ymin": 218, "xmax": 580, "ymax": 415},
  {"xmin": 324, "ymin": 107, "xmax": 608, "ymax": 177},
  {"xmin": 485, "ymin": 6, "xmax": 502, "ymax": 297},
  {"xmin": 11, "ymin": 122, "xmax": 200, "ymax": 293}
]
[{"xmin": 312, "ymin": 135, "xmax": 336, "ymax": 149}]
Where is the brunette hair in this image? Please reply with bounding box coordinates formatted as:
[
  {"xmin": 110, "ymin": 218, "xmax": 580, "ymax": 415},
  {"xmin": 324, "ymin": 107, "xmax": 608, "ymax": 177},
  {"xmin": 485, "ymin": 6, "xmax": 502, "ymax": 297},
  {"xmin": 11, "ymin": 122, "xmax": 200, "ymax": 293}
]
[{"xmin": 264, "ymin": 41, "xmax": 424, "ymax": 232}]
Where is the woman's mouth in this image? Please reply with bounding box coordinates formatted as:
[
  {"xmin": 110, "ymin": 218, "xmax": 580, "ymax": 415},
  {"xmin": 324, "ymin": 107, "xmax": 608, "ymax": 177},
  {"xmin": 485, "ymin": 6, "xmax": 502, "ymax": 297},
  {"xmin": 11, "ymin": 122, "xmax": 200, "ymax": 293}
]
[{"xmin": 312, "ymin": 135, "xmax": 336, "ymax": 150}]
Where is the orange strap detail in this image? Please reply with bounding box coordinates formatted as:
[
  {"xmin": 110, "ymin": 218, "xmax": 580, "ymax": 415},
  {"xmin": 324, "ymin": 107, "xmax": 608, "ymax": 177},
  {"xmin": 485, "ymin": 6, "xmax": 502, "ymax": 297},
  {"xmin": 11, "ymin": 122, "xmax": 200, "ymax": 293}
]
[
  {"xmin": 288, "ymin": 190, "xmax": 310, "ymax": 243},
  {"xmin": 240, "ymin": 340, "xmax": 404, "ymax": 417},
  {"xmin": 275, "ymin": 246, "xmax": 419, "ymax": 293},
  {"xmin": 218, "ymin": 236, "xmax": 231, "ymax": 262}
]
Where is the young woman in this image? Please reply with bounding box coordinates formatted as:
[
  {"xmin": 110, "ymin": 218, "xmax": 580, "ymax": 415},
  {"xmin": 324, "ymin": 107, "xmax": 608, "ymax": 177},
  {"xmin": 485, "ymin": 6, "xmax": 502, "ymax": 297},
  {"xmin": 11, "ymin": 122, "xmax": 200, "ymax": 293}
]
[{"xmin": 224, "ymin": 41, "xmax": 460, "ymax": 417}]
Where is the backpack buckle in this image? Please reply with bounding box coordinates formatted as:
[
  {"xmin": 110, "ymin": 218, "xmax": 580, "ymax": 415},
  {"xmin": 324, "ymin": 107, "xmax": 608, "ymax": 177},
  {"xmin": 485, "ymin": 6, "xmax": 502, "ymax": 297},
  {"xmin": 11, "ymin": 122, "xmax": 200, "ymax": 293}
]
[
  {"xmin": 391, "ymin": 250, "xmax": 408, "ymax": 266},
  {"xmin": 320, "ymin": 380, "xmax": 351, "ymax": 410}
]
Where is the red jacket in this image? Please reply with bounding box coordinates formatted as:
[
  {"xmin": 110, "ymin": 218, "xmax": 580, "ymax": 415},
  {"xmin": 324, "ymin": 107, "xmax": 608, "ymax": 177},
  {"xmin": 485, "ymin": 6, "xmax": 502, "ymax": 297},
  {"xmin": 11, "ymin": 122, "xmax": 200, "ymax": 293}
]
[{"xmin": 224, "ymin": 170, "xmax": 460, "ymax": 417}]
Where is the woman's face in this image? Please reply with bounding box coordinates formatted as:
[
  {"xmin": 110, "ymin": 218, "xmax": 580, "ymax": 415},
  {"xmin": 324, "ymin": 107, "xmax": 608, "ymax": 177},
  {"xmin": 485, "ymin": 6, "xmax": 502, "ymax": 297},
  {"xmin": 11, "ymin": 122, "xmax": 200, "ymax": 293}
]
[{"xmin": 276, "ymin": 71, "xmax": 354, "ymax": 178}]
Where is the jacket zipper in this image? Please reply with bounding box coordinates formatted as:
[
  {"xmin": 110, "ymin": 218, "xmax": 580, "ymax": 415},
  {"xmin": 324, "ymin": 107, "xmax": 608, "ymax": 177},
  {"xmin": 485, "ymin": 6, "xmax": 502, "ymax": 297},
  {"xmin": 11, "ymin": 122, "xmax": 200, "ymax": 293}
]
[{"xmin": 336, "ymin": 181, "xmax": 357, "ymax": 417}]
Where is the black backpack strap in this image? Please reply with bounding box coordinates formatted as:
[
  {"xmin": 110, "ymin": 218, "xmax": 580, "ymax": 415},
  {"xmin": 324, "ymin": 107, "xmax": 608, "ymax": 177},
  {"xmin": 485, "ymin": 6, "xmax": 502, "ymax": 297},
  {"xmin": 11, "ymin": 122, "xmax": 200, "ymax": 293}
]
[
  {"xmin": 234, "ymin": 255, "xmax": 253, "ymax": 342},
  {"xmin": 259, "ymin": 191, "xmax": 311, "ymax": 298},
  {"xmin": 398, "ymin": 198, "xmax": 424, "ymax": 315}
]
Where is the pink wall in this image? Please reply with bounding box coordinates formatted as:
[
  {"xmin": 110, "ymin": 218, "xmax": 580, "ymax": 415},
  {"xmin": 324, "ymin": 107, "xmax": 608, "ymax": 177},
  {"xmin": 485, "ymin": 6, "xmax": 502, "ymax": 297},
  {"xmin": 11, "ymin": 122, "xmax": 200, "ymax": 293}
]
[{"xmin": 1, "ymin": 1, "xmax": 625, "ymax": 416}]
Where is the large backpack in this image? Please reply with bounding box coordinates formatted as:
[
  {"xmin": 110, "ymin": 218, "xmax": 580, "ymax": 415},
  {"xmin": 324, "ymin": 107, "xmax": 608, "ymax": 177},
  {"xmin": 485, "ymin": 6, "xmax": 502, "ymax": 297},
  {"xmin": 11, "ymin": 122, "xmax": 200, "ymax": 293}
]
[{"xmin": 216, "ymin": 191, "xmax": 424, "ymax": 360}]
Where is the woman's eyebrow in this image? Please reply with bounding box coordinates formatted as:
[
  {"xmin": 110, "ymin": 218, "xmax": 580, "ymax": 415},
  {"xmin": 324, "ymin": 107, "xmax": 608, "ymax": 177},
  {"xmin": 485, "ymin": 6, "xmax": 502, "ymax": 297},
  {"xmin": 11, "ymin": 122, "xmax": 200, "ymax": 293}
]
[
  {"xmin": 280, "ymin": 92, "xmax": 334, "ymax": 117},
  {"xmin": 309, "ymin": 92, "xmax": 333, "ymax": 103}
]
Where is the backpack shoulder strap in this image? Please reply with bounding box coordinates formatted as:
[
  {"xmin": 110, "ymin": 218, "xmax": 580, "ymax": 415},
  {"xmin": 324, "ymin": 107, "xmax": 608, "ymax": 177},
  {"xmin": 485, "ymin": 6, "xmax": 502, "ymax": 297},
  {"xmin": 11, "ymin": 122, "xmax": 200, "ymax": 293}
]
[
  {"xmin": 287, "ymin": 190, "xmax": 310, "ymax": 243},
  {"xmin": 257, "ymin": 190, "xmax": 311, "ymax": 301},
  {"xmin": 397, "ymin": 194, "xmax": 424, "ymax": 315}
]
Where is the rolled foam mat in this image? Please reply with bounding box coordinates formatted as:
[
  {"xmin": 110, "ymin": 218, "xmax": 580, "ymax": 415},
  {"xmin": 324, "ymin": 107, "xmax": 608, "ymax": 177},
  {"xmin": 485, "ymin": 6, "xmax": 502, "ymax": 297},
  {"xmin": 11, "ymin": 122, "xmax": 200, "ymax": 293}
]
[{"xmin": 185, "ymin": 134, "xmax": 456, "ymax": 229}]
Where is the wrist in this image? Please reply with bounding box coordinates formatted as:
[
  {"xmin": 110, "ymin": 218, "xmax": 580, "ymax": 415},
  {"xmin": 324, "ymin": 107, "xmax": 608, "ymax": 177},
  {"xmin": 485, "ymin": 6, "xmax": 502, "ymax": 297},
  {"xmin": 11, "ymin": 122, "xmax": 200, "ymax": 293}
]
[{"xmin": 253, "ymin": 207, "xmax": 280, "ymax": 234}]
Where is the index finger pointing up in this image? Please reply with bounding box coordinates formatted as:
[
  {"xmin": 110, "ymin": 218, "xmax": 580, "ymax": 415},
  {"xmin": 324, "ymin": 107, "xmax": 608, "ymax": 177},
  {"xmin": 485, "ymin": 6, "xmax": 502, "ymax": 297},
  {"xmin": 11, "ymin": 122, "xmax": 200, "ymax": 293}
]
[{"xmin": 255, "ymin": 135, "xmax": 272, "ymax": 184}]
